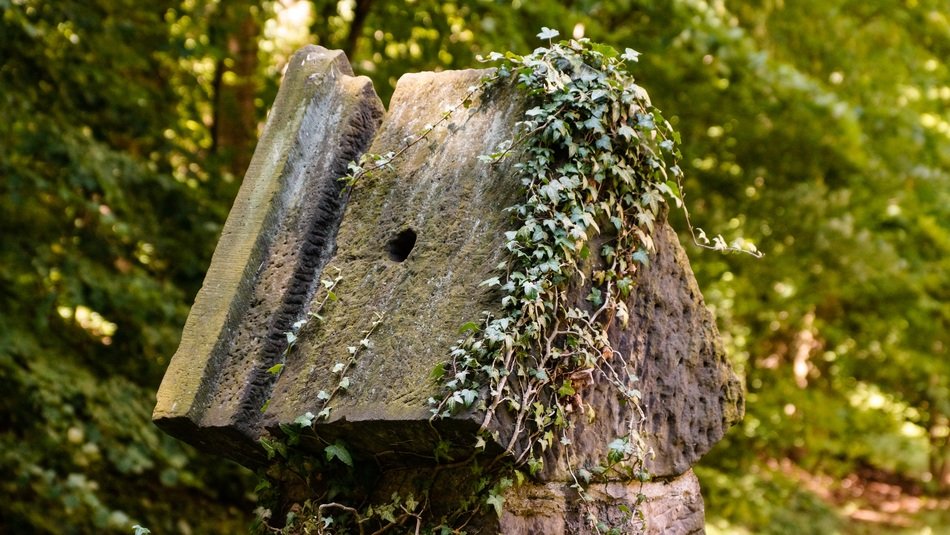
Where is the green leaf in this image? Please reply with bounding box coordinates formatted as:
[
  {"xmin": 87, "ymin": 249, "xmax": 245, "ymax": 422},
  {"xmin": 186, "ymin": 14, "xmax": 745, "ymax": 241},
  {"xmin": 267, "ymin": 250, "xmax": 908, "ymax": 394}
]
[
  {"xmin": 294, "ymin": 411, "xmax": 315, "ymax": 427},
  {"xmin": 591, "ymin": 42, "xmax": 619, "ymax": 58},
  {"xmin": 430, "ymin": 362, "xmax": 446, "ymax": 380},
  {"xmin": 267, "ymin": 363, "xmax": 284, "ymax": 375},
  {"xmin": 325, "ymin": 441, "xmax": 353, "ymax": 467},
  {"xmin": 458, "ymin": 321, "xmax": 481, "ymax": 334},
  {"xmin": 460, "ymin": 388, "xmax": 478, "ymax": 407},
  {"xmin": 486, "ymin": 492, "xmax": 505, "ymax": 517},
  {"xmin": 558, "ymin": 382, "xmax": 576, "ymax": 396},
  {"xmin": 632, "ymin": 249, "xmax": 650, "ymax": 266},
  {"xmin": 479, "ymin": 276, "xmax": 501, "ymax": 287},
  {"xmin": 617, "ymin": 277, "xmax": 633, "ymax": 297},
  {"xmin": 586, "ymin": 287, "xmax": 603, "ymax": 306}
]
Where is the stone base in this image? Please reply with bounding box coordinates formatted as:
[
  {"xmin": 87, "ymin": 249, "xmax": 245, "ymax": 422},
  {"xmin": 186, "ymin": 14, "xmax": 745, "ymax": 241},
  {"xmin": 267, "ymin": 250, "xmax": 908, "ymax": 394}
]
[{"xmin": 499, "ymin": 470, "xmax": 704, "ymax": 534}]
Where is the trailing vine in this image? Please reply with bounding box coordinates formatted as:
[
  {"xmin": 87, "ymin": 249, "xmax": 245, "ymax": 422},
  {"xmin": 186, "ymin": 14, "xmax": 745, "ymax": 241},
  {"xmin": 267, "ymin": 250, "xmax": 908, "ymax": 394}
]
[{"xmin": 257, "ymin": 29, "xmax": 760, "ymax": 534}]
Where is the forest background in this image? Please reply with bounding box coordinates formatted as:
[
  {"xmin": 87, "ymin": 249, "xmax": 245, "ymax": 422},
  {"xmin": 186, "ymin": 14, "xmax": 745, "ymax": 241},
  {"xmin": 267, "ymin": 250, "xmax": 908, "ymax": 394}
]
[{"xmin": 1, "ymin": 0, "xmax": 948, "ymax": 533}]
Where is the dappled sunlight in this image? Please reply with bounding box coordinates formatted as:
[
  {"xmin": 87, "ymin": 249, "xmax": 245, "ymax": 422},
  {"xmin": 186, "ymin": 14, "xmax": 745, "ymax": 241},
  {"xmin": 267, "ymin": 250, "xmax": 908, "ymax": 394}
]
[{"xmin": 57, "ymin": 305, "xmax": 117, "ymax": 345}]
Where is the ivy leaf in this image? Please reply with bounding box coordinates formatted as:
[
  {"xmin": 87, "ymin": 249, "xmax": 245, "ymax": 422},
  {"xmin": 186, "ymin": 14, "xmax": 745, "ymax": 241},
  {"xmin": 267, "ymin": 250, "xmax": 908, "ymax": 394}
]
[
  {"xmin": 591, "ymin": 42, "xmax": 619, "ymax": 58},
  {"xmin": 294, "ymin": 411, "xmax": 315, "ymax": 427},
  {"xmin": 460, "ymin": 388, "xmax": 478, "ymax": 407},
  {"xmin": 479, "ymin": 276, "xmax": 501, "ymax": 287},
  {"xmin": 586, "ymin": 287, "xmax": 603, "ymax": 306},
  {"xmin": 522, "ymin": 281, "xmax": 541, "ymax": 300},
  {"xmin": 578, "ymin": 467, "xmax": 592, "ymax": 483},
  {"xmin": 537, "ymin": 27, "xmax": 560, "ymax": 40},
  {"xmin": 622, "ymin": 48, "xmax": 641, "ymax": 62},
  {"xmin": 632, "ymin": 249, "xmax": 650, "ymax": 266},
  {"xmin": 558, "ymin": 382, "xmax": 576, "ymax": 396},
  {"xmin": 430, "ymin": 362, "xmax": 446, "ymax": 380},
  {"xmin": 486, "ymin": 492, "xmax": 506, "ymax": 517},
  {"xmin": 324, "ymin": 441, "xmax": 353, "ymax": 467},
  {"xmin": 617, "ymin": 124, "xmax": 636, "ymax": 140},
  {"xmin": 267, "ymin": 363, "xmax": 284, "ymax": 375},
  {"xmin": 617, "ymin": 277, "xmax": 633, "ymax": 297},
  {"xmin": 636, "ymin": 113, "xmax": 655, "ymax": 130},
  {"xmin": 458, "ymin": 321, "xmax": 481, "ymax": 334}
]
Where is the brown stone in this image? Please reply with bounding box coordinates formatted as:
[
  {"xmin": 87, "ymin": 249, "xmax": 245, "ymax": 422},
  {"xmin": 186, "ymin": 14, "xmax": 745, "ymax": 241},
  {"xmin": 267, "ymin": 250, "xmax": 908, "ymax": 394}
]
[{"xmin": 499, "ymin": 470, "xmax": 705, "ymax": 534}]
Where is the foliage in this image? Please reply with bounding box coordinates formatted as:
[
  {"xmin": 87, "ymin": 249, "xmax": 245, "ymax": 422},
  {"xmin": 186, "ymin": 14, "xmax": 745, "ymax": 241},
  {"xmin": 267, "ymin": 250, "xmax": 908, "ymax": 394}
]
[
  {"xmin": 434, "ymin": 29, "xmax": 685, "ymax": 491},
  {"xmin": 0, "ymin": 0, "xmax": 259, "ymax": 531},
  {"xmin": 2, "ymin": 0, "xmax": 947, "ymax": 533}
]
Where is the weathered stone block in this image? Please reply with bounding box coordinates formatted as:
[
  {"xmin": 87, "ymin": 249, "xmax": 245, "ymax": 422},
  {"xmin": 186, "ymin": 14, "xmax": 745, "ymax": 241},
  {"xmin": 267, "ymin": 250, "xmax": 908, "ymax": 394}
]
[
  {"xmin": 153, "ymin": 45, "xmax": 384, "ymax": 467},
  {"xmin": 258, "ymin": 68, "xmax": 527, "ymax": 462},
  {"xmin": 154, "ymin": 44, "xmax": 743, "ymax": 532}
]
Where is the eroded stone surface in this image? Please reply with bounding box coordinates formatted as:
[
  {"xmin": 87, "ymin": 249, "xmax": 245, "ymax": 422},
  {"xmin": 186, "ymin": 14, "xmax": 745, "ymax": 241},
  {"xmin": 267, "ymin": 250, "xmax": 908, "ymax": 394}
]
[
  {"xmin": 259, "ymin": 68, "xmax": 525, "ymax": 460},
  {"xmin": 153, "ymin": 45, "xmax": 384, "ymax": 466},
  {"xmin": 538, "ymin": 220, "xmax": 744, "ymax": 480},
  {"xmin": 498, "ymin": 470, "xmax": 705, "ymax": 534}
]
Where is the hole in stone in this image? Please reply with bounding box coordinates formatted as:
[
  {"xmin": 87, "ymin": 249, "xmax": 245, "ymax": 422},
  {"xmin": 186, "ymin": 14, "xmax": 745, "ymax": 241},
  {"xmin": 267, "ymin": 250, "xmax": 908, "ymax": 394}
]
[{"xmin": 387, "ymin": 228, "xmax": 417, "ymax": 262}]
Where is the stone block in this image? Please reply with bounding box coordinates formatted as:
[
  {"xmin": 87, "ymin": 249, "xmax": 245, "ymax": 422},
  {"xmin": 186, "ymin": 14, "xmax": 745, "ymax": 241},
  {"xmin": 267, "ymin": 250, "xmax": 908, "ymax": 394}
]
[
  {"xmin": 153, "ymin": 45, "xmax": 384, "ymax": 467},
  {"xmin": 154, "ymin": 45, "xmax": 743, "ymax": 532}
]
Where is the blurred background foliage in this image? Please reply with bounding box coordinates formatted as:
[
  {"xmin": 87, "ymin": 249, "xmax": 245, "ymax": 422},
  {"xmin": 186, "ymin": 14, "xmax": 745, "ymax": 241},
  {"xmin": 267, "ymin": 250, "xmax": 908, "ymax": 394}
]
[{"xmin": 0, "ymin": 0, "xmax": 947, "ymax": 533}]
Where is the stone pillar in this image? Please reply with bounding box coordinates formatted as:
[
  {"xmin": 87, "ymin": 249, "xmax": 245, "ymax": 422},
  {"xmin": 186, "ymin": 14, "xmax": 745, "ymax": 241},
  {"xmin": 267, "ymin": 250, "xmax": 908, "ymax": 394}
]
[{"xmin": 154, "ymin": 46, "xmax": 742, "ymax": 534}]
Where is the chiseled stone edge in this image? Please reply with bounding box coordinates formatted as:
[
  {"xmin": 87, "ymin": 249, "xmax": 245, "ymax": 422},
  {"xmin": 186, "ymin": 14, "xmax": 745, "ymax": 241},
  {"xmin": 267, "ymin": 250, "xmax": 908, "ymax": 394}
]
[{"xmin": 152, "ymin": 46, "xmax": 382, "ymax": 463}]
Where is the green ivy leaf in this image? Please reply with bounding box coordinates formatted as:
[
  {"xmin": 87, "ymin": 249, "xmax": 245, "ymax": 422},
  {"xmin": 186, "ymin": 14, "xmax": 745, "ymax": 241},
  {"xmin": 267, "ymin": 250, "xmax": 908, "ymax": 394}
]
[
  {"xmin": 324, "ymin": 441, "xmax": 353, "ymax": 467},
  {"xmin": 486, "ymin": 492, "xmax": 505, "ymax": 517},
  {"xmin": 294, "ymin": 411, "xmax": 315, "ymax": 427},
  {"xmin": 586, "ymin": 287, "xmax": 603, "ymax": 306}
]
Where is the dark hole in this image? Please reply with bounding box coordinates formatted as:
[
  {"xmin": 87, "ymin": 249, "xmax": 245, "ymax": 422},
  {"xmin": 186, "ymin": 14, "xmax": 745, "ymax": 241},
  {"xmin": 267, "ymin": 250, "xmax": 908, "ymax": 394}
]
[{"xmin": 386, "ymin": 228, "xmax": 416, "ymax": 262}]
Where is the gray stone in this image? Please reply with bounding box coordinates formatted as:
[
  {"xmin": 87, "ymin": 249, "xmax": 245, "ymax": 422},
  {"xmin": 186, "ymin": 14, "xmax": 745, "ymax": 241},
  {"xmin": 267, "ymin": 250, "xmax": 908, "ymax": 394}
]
[{"xmin": 153, "ymin": 45, "xmax": 384, "ymax": 467}]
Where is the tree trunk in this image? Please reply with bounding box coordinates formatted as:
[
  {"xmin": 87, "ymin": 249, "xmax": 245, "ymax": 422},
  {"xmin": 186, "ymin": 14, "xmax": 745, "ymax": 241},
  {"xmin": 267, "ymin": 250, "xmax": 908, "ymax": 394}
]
[
  {"xmin": 928, "ymin": 412, "xmax": 950, "ymax": 493},
  {"xmin": 211, "ymin": 4, "xmax": 261, "ymax": 182}
]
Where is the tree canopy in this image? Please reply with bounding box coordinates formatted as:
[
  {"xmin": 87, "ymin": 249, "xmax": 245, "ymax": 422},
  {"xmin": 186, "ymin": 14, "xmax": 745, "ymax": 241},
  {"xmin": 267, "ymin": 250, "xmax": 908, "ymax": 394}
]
[{"xmin": 1, "ymin": 0, "xmax": 947, "ymax": 532}]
